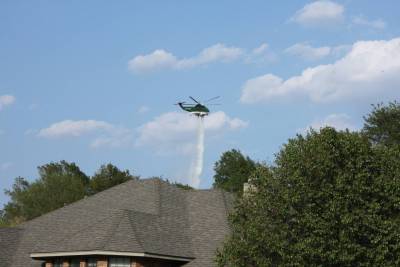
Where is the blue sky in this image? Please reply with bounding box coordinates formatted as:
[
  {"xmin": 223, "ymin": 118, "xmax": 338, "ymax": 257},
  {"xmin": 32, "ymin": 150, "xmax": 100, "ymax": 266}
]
[{"xmin": 1, "ymin": 0, "xmax": 400, "ymax": 206}]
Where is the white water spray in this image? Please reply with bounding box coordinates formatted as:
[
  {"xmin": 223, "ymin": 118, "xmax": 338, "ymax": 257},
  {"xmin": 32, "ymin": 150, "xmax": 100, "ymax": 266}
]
[{"xmin": 190, "ymin": 117, "xmax": 204, "ymax": 188}]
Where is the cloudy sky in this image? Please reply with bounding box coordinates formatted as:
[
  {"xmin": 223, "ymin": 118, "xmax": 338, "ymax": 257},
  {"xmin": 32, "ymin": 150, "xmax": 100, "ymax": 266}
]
[{"xmin": 1, "ymin": 1, "xmax": 399, "ymax": 206}]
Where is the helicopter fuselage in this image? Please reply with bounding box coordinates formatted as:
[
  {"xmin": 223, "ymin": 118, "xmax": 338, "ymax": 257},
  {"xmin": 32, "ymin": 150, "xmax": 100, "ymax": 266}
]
[{"xmin": 178, "ymin": 103, "xmax": 209, "ymax": 117}]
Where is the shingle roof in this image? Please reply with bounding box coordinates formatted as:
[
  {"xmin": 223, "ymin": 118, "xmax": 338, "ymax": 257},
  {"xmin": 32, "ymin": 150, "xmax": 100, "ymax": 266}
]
[
  {"xmin": 0, "ymin": 227, "xmax": 24, "ymax": 267},
  {"xmin": 1, "ymin": 178, "xmax": 234, "ymax": 267}
]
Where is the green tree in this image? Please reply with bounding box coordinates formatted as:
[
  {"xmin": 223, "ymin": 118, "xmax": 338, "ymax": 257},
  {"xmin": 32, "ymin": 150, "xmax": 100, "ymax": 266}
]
[
  {"xmin": 363, "ymin": 101, "xmax": 400, "ymax": 146},
  {"xmin": 89, "ymin": 163, "xmax": 138, "ymax": 194},
  {"xmin": 1, "ymin": 161, "xmax": 89, "ymax": 225},
  {"xmin": 0, "ymin": 177, "xmax": 29, "ymax": 226},
  {"xmin": 213, "ymin": 149, "xmax": 258, "ymax": 193},
  {"xmin": 217, "ymin": 128, "xmax": 400, "ymax": 266},
  {"xmin": 172, "ymin": 182, "xmax": 194, "ymax": 190},
  {"xmin": 162, "ymin": 178, "xmax": 194, "ymax": 190},
  {"xmin": 1, "ymin": 162, "xmax": 139, "ymax": 225}
]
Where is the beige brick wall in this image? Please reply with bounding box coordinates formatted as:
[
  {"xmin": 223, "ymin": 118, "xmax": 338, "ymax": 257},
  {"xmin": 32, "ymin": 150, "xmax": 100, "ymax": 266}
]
[{"xmin": 97, "ymin": 257, "xmax": 108, "ymax": 267}]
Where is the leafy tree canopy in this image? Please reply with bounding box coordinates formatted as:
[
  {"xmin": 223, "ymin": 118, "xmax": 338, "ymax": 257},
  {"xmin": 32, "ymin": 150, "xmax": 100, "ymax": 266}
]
[
  {"xmin": 1, "ymin": 161, "xmax": 89, "ymax": 225},
  {"xmin": 1, "ymin": 161, "xmax": 137, "ymax": 226},
  {"xmin": 90, "ymin": 163, "xmax": 138, "ymax": 194},
  {"xmin": 213, "ymin": 149, "xmax": 258, "ymax": 194},
  {"xmin": 156, "ymin": 177, "xmax": 194, "ymax": 190},
  {"xmin": 217, "ymin": 128, "xmax": 400, "ymax": 266},
  {"xmin": 171, "ymin": 182, "xmax": 194, "ymax": 190},
  {"xmin": 363, "ymin": 101, "xmax": 400, "ymax": 146}
]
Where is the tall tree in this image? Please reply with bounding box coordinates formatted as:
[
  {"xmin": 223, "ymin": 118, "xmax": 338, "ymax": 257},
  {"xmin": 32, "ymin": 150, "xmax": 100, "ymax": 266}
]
[
  {"xmin": 363, "ymin": 101, "xmax": 400, "ymax": 146},
  {"xmin": 217, "ymin": 128, "xmax": 400, "ymax": 266},
  {"xmin": 1, "ymin": 161, "xmax": 89, "ymax": 224},
  {"xmin": 213, "ymin": 149, "xmax": 258, "ymax": 193},
  {"xmin": 89, "ymin": 163, "xmax": 138, "ymax": 194},
  {"xmin": 0, "ymin": 177, "xmax": 29, "ymax": 226}
]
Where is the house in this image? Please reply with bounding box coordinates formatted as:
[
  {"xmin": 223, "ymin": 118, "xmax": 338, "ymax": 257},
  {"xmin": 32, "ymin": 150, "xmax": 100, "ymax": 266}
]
[{"xmin": 0, "ymin": 178, "xmax": 234, "ymax": 267}]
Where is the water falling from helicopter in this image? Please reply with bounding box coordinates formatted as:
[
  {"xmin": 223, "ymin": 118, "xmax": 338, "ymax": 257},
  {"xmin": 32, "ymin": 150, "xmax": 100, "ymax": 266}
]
[{"xmin": 175, "ymin": 96, "xmax": 220, "ymax": 187}]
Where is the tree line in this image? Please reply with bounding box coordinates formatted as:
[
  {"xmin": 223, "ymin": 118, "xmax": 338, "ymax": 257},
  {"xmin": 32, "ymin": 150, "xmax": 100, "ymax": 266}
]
[{"xmin": 0, "ymin": 163, "xmax": 138, "ymax": 225}]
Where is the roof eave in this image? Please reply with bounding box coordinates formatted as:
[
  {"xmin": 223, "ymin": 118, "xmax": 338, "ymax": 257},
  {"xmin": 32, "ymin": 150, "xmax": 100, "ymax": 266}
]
[{"xmin": 30, "ymin": 250, "xmax": 194, "ymax": 262}]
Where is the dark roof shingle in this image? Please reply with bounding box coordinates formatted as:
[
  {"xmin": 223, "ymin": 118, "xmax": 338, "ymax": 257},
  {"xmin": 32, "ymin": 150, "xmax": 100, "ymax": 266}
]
[
  {"xmin": 0, "ymin": 227, "xmax": 24, "ymax": 267},
  {"xmin": 2, "ymin": 178, "xmax": 234, "ymax": 266}
]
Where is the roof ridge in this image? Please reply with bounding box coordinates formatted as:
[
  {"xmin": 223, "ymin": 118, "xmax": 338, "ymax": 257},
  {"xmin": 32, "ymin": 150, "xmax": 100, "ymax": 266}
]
[
  {"xmin": 99, "ymin": 210, "xmax": 126, "ymax": 250},
  {"xmin": 194, "ymin": 188, "xmax": 221, "ymax": 191},
  {"xmin": 157, "ymin": 179, "xmax": 162, "ymax": 215},
  {"xmin": 124, "ymin": 210, "xmax": 146, "ymax": 251}
]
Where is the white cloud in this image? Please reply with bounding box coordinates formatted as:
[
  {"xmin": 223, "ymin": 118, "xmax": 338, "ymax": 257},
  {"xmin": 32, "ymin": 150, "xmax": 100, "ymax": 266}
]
[
  {"xmin": 0, "ymin": 162, "xmax": 13, "ymax": 171},
  {"xmin": 129, "ymin": 43, "xmax": 243, "ymax": 73},
  {"xmin": 252, "ymin": 43, "xmax": 269, "ymax": 55},
  {"xmin": 137, "ymin": 105, "xmax": 150, "ymax": 114},
  {"xmin": 303, "ymin": 113, "xmax": 358, "ymax": 132},
  {"xmin": 0, "ymin": 95, "xmax": 16, "ymax": 110},
  {"xmin": 90, "ymin": 127, "xmax": 133, "ymax": 149},
  {"xmin": 128, "ymin": 50, "xmax": 178, "ymax": 73},
  {"xmin": 331, "ymin": 44, "xmax": 351, "ymax": 56},
  {"xmin": 38, "ymin": 120, "xmax": 133, "ymax": 148},
  {"xmin": 285, "ymin": 43, "xmax": 351, "ymax": 61},
  {"xmin": 38, "ymin": 120, "xmax": 114, "ymax": 138},
  {"xmin": 241, "ymin": 38, "xmax": 400, "ymax": 104},
  {"xmin": 245, "ymin": 43, "xmax": 277, "ymax": 64},
  {"xmin": 136, "ymin": 111, "xmax": 248, "ymax": 155},
  {"xmin": 177, "ymin": 43, "xmax": 243, "ymax": 68},
  {"xmin": 291, "ymin": 0, "xmax": 344, "ymax": 27},
  {"xmin": 24, "ymin": 128, "xmax": 38, "ymax": 136},
  {"xmin": 128, "ymin": 42, "xmax": 275, "ymax": 73},
  {"xmin": 352, "ymin": 16, "xmax": 386, "ymax": 30},
  {"xmin": 285, "ymin": 43, "xmax": 331, "ymax": 60}
]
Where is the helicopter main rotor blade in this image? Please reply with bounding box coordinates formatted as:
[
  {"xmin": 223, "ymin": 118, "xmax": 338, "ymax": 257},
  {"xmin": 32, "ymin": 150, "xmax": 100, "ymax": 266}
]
[
  {"xmin": 204, "ymin": 96, "xmax": 220, "ymax": 103},
  {"xmin": 189, "ymin": 96, "xmax": 201, "ymax": 104}
]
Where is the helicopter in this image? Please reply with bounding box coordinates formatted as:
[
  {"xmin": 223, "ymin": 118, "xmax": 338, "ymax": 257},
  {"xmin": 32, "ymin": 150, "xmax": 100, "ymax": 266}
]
[{"xmin": 176, "ymin": 96, "xmax": 220, "ymax": 117}]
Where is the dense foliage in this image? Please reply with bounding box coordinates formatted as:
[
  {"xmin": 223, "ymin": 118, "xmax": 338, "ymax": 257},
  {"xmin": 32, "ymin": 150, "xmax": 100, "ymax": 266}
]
[
  {"xmin": 161, "ymin": 178, "xmax": 194, "ymax": 190},
  {"xmin": 213, "ymin": 149, "xmax": 258, "ymax": 193},
  {"xmin": 90, "ymin": 163, "xmax": 138, "ymax": 194},
  {"xmin": 363, "ymin": 101, "xmax": 400, "ymax": 146},
  {"xmin": 0, "ymin": 161, "xmax": 136, "ymax": 225},
  {"xmin": 172, "ymin": 182, "xmax": 194, "ymax": 190},
  {"xmin": 216, "ymin": 128, "xmax": 400, "ymax": 266}
]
